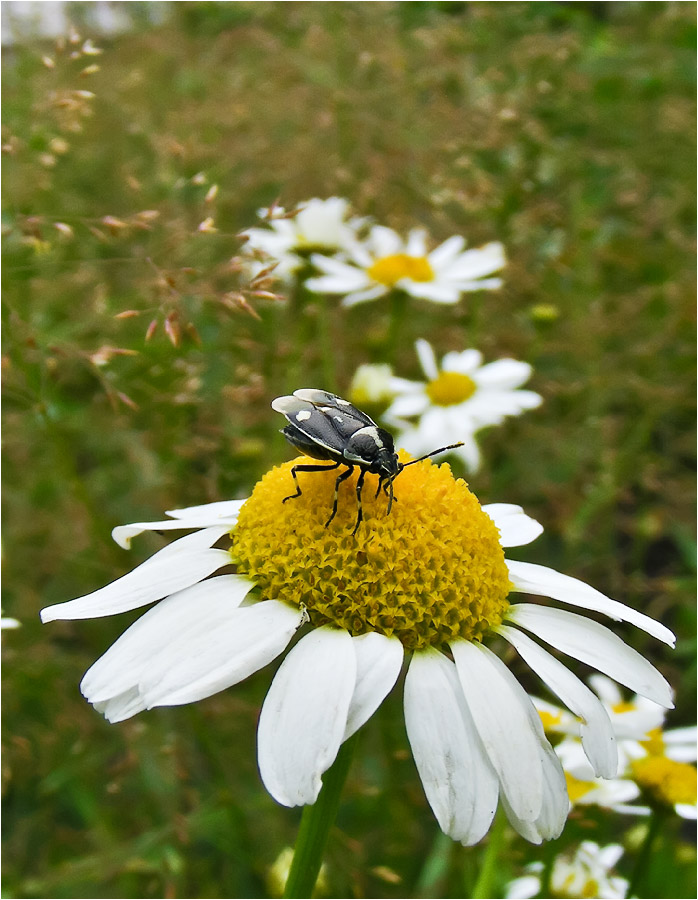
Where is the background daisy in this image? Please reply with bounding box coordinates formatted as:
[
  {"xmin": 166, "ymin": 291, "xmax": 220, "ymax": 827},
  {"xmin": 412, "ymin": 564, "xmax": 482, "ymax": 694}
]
[
  {"xmin": 383, "ymin": 339, "xmax": 543, "ymax": 471},
  {"xmin": 241, "ymin": 197, "xmax": 363, "ymax": 280},
  {"xmin": 305, "ymin": 224, "xmax": 505, "ymax": 306}
]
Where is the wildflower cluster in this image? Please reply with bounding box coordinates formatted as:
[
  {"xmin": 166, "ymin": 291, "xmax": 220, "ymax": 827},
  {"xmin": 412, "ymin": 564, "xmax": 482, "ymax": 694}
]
[
  {"xmin": 506, "ymin": 841, "xmax": 630, "ymax": 899},
  {"xmin": 536, "ymin": 674, "xmax": 696, "ymax": 820},
  {"xmin": 240, "ymin": 196, "xmax": 505, "ymax": 306}
]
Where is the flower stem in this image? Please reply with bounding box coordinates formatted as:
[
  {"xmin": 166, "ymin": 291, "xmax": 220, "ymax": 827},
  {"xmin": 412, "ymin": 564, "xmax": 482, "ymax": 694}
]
[
  {"xmin": 315, "ymin": 292, "xmax": 336, "ymax": 392},
  {"xmin": 471, "ymin": 805, "xmax": 507, "ymax": 899},
  {"xmin": 386, "ymin": 290, "xmax": 407, "ymax": 365},
  {"xmin": 283, "ymin": 732, "xmax": 359, "ymax": 899},
  {"xmin": 628, "ymin": 806, "xmax": 667, "ymax": 898}
]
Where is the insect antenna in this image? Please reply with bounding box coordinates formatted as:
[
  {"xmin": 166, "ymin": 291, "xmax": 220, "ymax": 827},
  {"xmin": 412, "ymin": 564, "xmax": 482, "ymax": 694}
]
[{"xmin": 398, "ymin": 442, "xmax": 465, "ymax": 471}]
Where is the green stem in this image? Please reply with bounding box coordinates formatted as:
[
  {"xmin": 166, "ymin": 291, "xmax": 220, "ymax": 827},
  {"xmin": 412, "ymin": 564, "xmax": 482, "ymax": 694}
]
[
  {"xmin": 628, "ymin": 806, "xmax": 667, "ymax": 898},
  {"xmin": 315, "ymin": 293, "xmax": 336, "ymax": 392},
  {"xmin": 283, "ymin": 732, "xmax": 359, "ymax": 899},
  {"xmin": 471, "ymin": 805, "xmax": 507, "ymax": 899},
  {"xmin": 414, "ymin": 829, "xmax": 453, "ymax": 897},
  {"xmin": 284, "ymin": 279, "xmax": 306, "ymax": 394},
  {"xmin": 385, "ymin": 290, "xmax": 408, "ymax": 365}
]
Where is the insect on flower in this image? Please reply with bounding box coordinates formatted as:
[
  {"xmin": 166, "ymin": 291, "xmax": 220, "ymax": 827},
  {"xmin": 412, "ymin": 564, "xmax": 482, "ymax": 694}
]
[{"xmin": 272, "ymin": 389, "xmax": 463, "ymax": 534}]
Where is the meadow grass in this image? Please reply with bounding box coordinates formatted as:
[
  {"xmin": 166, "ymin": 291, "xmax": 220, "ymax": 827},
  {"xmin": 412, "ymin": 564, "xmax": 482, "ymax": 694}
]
[{"xmin": 2, "ymin": 3, "xmax": 695, "ymax": 897}]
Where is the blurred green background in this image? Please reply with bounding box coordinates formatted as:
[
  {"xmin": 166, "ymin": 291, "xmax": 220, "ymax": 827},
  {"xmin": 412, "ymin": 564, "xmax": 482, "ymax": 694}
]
[{"xmin": 2, "ymin": 2, "xmax": 695, "ymax": 897}]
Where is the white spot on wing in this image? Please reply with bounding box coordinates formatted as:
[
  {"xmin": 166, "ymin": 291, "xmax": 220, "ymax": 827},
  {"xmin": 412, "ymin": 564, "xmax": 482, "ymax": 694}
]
[
  {"xmin": 333, "ymin": 415, "xmax": 344, "ymax": 423},
  {"xmin": 356, "ymin": 426, "xmax": 384, "ymax": 448},
  {"xmin": 296, "ymin": 410, "xmax": 312, "ymax": 422}
]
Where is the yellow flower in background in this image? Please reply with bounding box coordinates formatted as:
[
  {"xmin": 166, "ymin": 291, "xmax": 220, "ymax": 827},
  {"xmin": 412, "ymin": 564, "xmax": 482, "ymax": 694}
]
[
  {"xmin": 535, "ymin": 674, "xmax": 696, "ymax": 819},
  {"xmin": 506, "ymin": 841, "xmax": 629, "ymax": 899}
]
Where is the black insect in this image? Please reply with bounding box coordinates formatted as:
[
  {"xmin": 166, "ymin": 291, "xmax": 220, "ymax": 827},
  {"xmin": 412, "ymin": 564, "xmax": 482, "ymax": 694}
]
[{"xmin": 272, "ymin": 389, "xmax": 463, "ymax": 534}]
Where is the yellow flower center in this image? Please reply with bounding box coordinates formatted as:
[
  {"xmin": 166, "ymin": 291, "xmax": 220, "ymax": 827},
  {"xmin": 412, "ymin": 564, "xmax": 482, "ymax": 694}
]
[
  {"xmin": 231, "ymin": 453, "xmax": 511, "ymax": 650},
  {"xmin": 564, "ymin": 772, "xmax": 596, "ymax": 804},
  {"xmin": 426, "ymin": 371, "xmax": 477, "ymax": 406},
  {"xmin": 611, "ymin": 700, "xmax": 638, "ymax": 714},
  {"xmin": 638, "ymin": 726, "xmax": 665, "ymax": 757},
  {"xmin": 539, "ymin": 709, "xmax": 564, "ymax": 731},
  {"xmin": 367, "ymin": 253, "xmax": 435, "ymax": 287},
  {"xmin": 630, "ymin": 756, "xmax": 697, "ymax": 808}
]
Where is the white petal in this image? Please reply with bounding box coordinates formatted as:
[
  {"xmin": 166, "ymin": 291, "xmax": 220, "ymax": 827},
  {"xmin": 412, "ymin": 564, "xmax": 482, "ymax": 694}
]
[
  {"xmin": 166, "ymin": 499, "xmax": 247, "ymax": 520},
  {"xmin": 587, "ymin": 673, "xmax": 624, "ymax": 707},
  {"xmin": 427, "ymin": 234, "xmax": 466, "ymax": 268},
  {"xmin": 506, "ymin": 604, "xmax": 674, "ymax": 708},
  {"xmin": 453, "ymin": 276, "xmax": 504, "ymax": 291},
  {"xmin": 482, "ymin": 504, "xmax": 543, "ymax": 548},
  {"xmin": 258, "ymin": 626, "xmax": 356, "ymax": 807},
  {"xmin": 473, "ymin": 359, "xmax": 533, "ymax": 390},
  {"xmin": 305, "ymin": 272, "xmax": 370, "ymax": 294},
  {"xmin": 404, "ymin": 649, "xmax": 498, "ymax": 845},
  {"xmin": 387, "ymin": 375, "xmax": 424, "ymax": 394},
  {"xmin": 343, "ymin": 632, "xmax": 403, "ymax": 740},
  {"xmin": 496, "ymin": 624, "xmax": 617, "ymax": 778},
  {"xmin": 405, "ymin": 228, "xmax": 428, "ymax": 257},
  {"xmin": 506, "ymin": 560, "xmax": 676, "ymax": 647},
  {"xmin": 505, "ymin": 875, "xmax": 543, "ymax": 899},
  {"xmin": 676, "ymin": 804, "xmax": 698, "ymax": 820},
  {"xmin": 500, "ymin": 733, "xmax": 568, "ymax": 844},
  {"xmin": 463, "ymin": 390, "xmax": 543, "ymax": 425},
  {"xmin": 441, "ymin": 242, "xmax": 506, "ymax": 280},
  {"xmin": 384, "ymin": 392, "xmax": 429, "ymax": 419},
  {"xmin": 140, "ymin": 599, "xmax": 304, "ymax": 708},
  {"xmin": 441, "ymin": 348, "xmax": 483, "ymax": 375},
  {"xmin": 94, "ymin": 687, "xmax": 147, "ymax": 723},
  {"xmin": 368, "ymin": 225, "xmax": 403, "ymax": 257},
  {"xmin": 401, "ymin": 281, "xmax": 461, "ymax": 303},
  {"xmin": 139, "ymin": 527, "xmax": 231, "ymax": 564},
  {"xmin": 340, "ymin": 285, "xmax": 389, "ymax": 306},
  {"xmin": 307, "ymin": 253, "xmax": 366, "ymax": 279},
  {"xmin": 40, "ymin": 548, "xmax": 230, "ymax": 622},
  {"xmin": 415, "ymin": 339, "xmax": 440, "ymax": 381},
  {"xmin": 451, "ymin": 641, "xmax": 543, "ymax": 822},
  {"xmin": 81, "ymin": 574, "xmax": 255, "ymax": 702},
  {"xmin": 664, "ymin": 726, "xmax": 698, "ymax": 762},
  {"xmin": 113, "ymin": 521, "xmax": 232, "ymax": 551}
]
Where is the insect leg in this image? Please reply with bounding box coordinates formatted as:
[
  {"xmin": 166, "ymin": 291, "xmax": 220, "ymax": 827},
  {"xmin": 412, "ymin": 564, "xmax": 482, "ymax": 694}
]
[
  {"xmin": 385, "ymin": 477, "xmax": 395, "ymax": 515},
  {"xmin": 352, "ymin": 468, "xmax": 367, "ymax": 535},
  {"xmin": 325, "ymin": 464, "xmax": 354, "ymax": 528},
  {"xmin": 283, "ymin": 461, "xmax": 342, "ymax": 503}
]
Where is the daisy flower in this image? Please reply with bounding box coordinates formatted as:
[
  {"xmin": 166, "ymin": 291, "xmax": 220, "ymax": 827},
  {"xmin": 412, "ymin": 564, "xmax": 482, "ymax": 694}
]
[
  {"xmin": 41, "ymin": 444, "xmax": 675, "ymax": 846},
  {"xmin": 305, "ymin": 224, "xmax": 505, "ymax": 306},
  {"xmin": 535, "ymin": 675, "xmax": 696, "ymax": 819},
  {"xmin": 506, "ymin": 841, "xmax": 629, "ymax": 899},
  {"xmin": 383, "ymin": 339, "xmax": 542, "ymax": 472},
  {"xmin": 241, "ymin": 197, "xmax": 362, "ymax": 281}
]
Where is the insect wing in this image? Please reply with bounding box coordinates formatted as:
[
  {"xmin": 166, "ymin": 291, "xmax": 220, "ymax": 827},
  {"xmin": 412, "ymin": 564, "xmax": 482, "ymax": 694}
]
[
  {"xmin": 272, "ymin": 394, "xmax": 347, "ymax": 456},
  {"xmin": 293, "ymin": 389, "xmax": 377, "ymax": 427},
  {"xmin": 281, "ymin": 422, "xmax": 339, "ymax": 462}
]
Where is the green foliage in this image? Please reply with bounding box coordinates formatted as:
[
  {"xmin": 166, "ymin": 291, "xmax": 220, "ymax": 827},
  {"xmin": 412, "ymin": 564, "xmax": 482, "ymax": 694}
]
[{"xmin": 2, "ymin": 2, "xmax": 695, "ymax": 897}]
